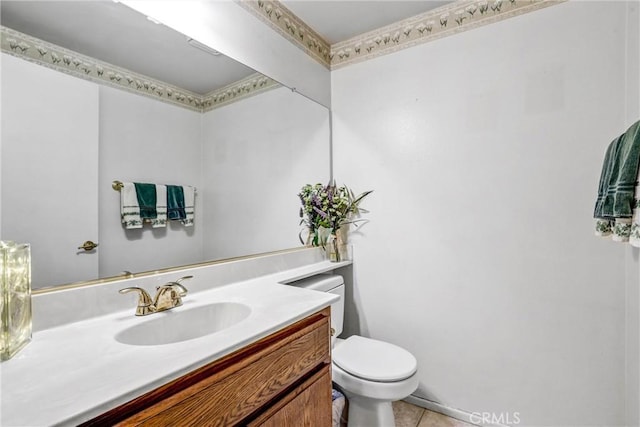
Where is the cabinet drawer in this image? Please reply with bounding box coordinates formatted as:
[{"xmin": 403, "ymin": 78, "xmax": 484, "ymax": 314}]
[
  {"xmin": 249, "ymin": 366, "xmax": 332, "ymax": 427},
  {"xmin": 87, "ymin": 308, "xmax": 330, "ymax": 427}
]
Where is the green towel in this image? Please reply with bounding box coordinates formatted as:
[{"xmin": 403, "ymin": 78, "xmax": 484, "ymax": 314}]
[
  {"xmin": 134, "ymin": 183, "xmax": 157, "ymax": 219},
  {"xmin": 167, "ymin": 185, "xmax": 186, "ymax": 220},
  {"xmin": 594, "ymin": 120, "xmax": 640, "ymax": 219}
]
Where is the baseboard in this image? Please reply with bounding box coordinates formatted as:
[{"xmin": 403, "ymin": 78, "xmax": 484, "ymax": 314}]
[{"xmin": 403, "ymin": 395, "xmax": 509, "ymax": 427}]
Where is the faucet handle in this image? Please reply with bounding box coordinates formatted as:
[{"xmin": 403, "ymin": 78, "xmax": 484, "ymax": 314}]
[
  {"xmin": 168, "ymin": 275, "xmax": 192, "ymax": 296},
  {"xmin": 175, "ymin": 275, "xmax": 193, "ymax": 285},
  {"xmin": 159, "ymin": 282, "xmax": 187, "ymax": 298},
  {"xmin": 119, "ymin": 287, "xmax": 155, "ymax": 316},
  {"xmin": 168, "ymin": 282, "xmax": 188, "ymax": 297}
]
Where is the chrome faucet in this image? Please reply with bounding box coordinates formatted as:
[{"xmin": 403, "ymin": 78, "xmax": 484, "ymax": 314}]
[{"xmin": 119, "ymin": 275, "xmax": 192, "ymax": 316}]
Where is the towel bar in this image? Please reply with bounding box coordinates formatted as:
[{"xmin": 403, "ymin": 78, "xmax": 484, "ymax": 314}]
[{"xmin": 112, "ymin": 180, "xmax": 196, "ymax": 193}]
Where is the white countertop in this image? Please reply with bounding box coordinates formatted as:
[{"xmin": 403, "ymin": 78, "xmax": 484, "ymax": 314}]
[{"xmin": 0, "ymin": 262, "xmax": 347, "ymax": 427}]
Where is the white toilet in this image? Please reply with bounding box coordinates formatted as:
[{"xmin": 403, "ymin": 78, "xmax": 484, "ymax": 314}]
[{"xmin": 290, "ymin": 274, "xmax": 418, "ymax": 427}]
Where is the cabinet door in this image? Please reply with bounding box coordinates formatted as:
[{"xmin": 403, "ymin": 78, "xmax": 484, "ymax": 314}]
[
  {"xmin": 1, "ymin": 53, "xmax": 99, "ymax": 288},
  {"xmin": 250, "ymin": 367, "xmax": 332, "ymax": 427}
]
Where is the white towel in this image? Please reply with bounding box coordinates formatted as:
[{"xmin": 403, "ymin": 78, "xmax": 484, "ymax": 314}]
[
  {"xmin": 152, "ymin": 184, "xmax": 167, "ymax": 228},
  {"xmin": 121, "ymin": 182, "xmax": 142, "ymax": 229},
  {"xmin": 596, "ymin": 166, "xmax": 640, "ymax": 245},
  {"xmin": 182, "ymin": 186, "xmax": 195, "ymax": 227}
]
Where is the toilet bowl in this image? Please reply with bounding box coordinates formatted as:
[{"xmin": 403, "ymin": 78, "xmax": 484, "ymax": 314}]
[
  {"xmin": 288, "ymin": 274, "xmax": 418, "ymax": 427},
  {"xmin": 332, "ymin": 336, "xmax": 419, "ymax": 426}
]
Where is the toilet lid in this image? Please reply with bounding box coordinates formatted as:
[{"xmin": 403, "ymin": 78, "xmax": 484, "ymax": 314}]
[{"xmin": 332, "ymin": 336, "xmax": 417, "ymax": 382}]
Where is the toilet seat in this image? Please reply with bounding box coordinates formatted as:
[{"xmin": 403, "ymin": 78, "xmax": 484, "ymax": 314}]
[
  {"xmin": 332, "ymin": 362, "xmax": 419, "ymax": 402},
  {"xmin": 332, "ymin": 335, "xmax": 417, "ymax": 382}
]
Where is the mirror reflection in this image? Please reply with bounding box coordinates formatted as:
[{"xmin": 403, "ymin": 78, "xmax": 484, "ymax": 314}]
[{"xmin": 0, "ymin": 1, "xmax": 330, "ymax": 290}]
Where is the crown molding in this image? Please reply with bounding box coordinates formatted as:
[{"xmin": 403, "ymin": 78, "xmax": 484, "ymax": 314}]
[
  {"xmin": 236, "ymin": 0, "xmax": 332, "ymax": 69},
  {"xmin": 330, "ymin": 0, "xmax": 565, "ymax": 69},
  {"xmin": 1, "ymin": 26, "xmax": 280, "ymax": 113}
]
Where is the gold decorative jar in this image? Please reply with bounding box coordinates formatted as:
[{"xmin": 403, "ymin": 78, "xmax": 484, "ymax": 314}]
[{"xmin": 1, "ymin": 241, "xmax": 32, "ymax": 361}]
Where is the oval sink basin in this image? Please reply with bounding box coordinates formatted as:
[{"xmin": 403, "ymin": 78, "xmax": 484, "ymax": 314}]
[{"xmin": 115, "ymin": 302, "xmax": 251, "ymax": 346}]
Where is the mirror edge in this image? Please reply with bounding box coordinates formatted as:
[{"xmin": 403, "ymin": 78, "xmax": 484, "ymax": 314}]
[{"xmin": 32, "ymin": 246, "xmax": 313, "ymax": 295}]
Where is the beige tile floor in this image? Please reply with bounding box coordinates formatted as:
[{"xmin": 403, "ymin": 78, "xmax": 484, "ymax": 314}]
[{"xmin": 392, "ymin": 401, "xmax": 476, "ymax": 427}]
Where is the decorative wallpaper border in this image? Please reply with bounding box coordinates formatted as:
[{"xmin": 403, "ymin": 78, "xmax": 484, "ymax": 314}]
[
  {"xmin": 1, "ymin": 26, "xmax": 280, "ymax": 112},
  {"xmin": 3, "ymin": 0, "xmax": 566, "ymax": 108},
  {"xmin": 236, "ymin": 0, "xmax": 564, "ymax": 70},
  {"xmin": 236, "ymin": 0, "xmax": 332, "ymax": 68},
  {"xmin": 330, "ymin": 0, "xmax": 565, "ymax": 69},
  {"xmin": 202, "ymin": 72, "xmax": 280, "ymax": 112}
]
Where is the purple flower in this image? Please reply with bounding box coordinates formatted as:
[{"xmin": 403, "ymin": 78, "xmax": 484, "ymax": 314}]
[{"xmin": 313, "ymin": 206, "xmax": 327, "ymax": 218}]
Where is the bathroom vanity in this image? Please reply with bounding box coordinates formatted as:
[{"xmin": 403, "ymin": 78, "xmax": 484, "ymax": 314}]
[
  {"xmin": 0, "ymin": 252, "xmax": 348, "ymax": 426},
  {"xmin": 84, "ymin": 308, "xmax": 332, "ymax": 426}
]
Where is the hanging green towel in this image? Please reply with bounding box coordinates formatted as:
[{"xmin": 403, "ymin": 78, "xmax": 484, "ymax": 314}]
[
  {"xmin": 167, "ymin": 185, "xmax": 186, "ymax": 220},
  {"xmin": 594, "ymin": 120, "xmax": 640, "ymax": 219},
  {"xmin": 134, "ymin": 183, "xmax": 157, "ymax": 219}
]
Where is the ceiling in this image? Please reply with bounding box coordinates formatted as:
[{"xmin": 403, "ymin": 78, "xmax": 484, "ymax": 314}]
[
  {"xmin": 0, "ymin": 1, "xmax": 456, "ymax": 93},
  {"xmin": 282, "ymin": 1, "xmax": 454, "ymax": 44}
]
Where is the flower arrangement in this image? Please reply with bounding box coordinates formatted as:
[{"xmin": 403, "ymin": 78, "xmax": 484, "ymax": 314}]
[{"xmin": 298, "ymin": 181, "xmax": 372, "ymax": 260}]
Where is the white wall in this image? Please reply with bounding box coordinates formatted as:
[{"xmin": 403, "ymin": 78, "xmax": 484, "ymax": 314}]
[
  {"xmin": 201, "ymin": 87, "xmax": 330, "ymax": 261},
  {"xmin": 332, "ymin": 2, "xmax": 634, "ymax": 426},
  {"xmin": 1, "ymin": 53, "xmax": 100, "ymax": 288},
  {"xmin": 98, "ymin": 86, "xmax": 204, "ymax": 278},
  {"xmin": 626, "ymin": 248, "xmax": 640, "ymax": 427},
  {"xmin": 625, "ymin": 2, "xmax": 640, "ymax": 426}
]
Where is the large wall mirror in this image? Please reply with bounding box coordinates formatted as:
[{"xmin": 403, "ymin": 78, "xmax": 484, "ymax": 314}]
[{"xmin": 0, "ymin": 1, "xmax": 330, "ymax": 290}]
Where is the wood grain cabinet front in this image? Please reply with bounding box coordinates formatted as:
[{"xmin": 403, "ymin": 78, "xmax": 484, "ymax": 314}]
[
  {"xmin": 248, "ymin": 366, "xmax": 332, "ymax": 427},
  {"xmin": 82, "ymin": 307, "xmax": 331, "ymax": 427}
]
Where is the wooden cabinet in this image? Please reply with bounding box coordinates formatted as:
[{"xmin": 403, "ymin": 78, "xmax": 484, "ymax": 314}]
[
  {"xmin": 81, "ymin": 307, "xmax": 331, "ymax": 427},
  {"xmin": 249, "ymin": 367, "xmax": 332, "ymax": 426}
]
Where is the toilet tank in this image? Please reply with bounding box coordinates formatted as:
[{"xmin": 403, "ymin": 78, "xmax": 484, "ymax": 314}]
[{"xmin": 286, "ymin": 274, "xmax": 344, "ymax": 341}]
